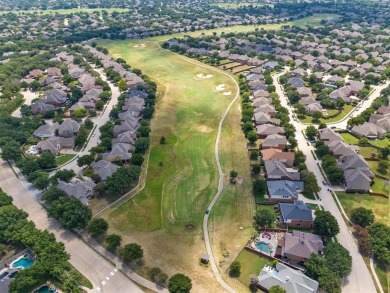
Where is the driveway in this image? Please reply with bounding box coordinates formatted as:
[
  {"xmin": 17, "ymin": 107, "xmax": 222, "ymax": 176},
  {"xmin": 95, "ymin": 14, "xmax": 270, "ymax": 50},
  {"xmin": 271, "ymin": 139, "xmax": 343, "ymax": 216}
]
[
  {"xmin": 273, "ymin": 71, "xmax": 377, "ymax": 293},
  {"xmin": 0, "ymin": 159, "xmax": 143, "ymax": 293}
]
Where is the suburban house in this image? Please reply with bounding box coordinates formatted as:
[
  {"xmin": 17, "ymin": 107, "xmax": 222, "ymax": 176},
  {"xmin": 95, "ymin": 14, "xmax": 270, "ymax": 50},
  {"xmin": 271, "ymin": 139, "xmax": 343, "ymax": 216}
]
[
  {"xmin": 278, "ymin": 201, "xmax": 313, "ymax": 228},
  {"xmin": 58, "ymin": 178, "xmax": 96, "ymax": 205},
  {"xmin": 275, "ymin": 231, "xmax": 323, "ymax": 263},
  {"xmin": 33, "ymin": 122, "xmax": 60, "ymax": 139},
  {"xmin": 267, "ymin": 180, "xmax": 304, "ymax": 203},
  {"xmin": 328, "ymin": 140, "xmax": 359, "ymax": 157},
  {"xmin": 58, "ymin": 119, "xmax": 80, "ymax": 138},
  {"xmin": 351, "ymin": 122, "xmax": 386, "ymax": 139},
  {"xmin": 102, "ymin": 143, "xmax": 133, "ymax": 162},
  {"xmin": 318, "ymin": 128, "xmax": 343, "ymax": 145},
  {"xmin": 257, "ymin": 262, "xmax": 318, "ymax": 293},
  {"xmin": 42, "ymin": 89, "xmax": 67, "ymax": 106},
  {"xmin": 369, "ymin": 113, "xmax": 390, "ymax": 132},
  {"xmin": 37, "ymin": 136, "xmax": 74, "ymax": 156},
  {"xmin": 337, "ymin": 154, "xmax": 374, "ymax": 192},
  {"xmin": 329, "ymin": 86, "xmax": 353, "ymax": 103},
  {"xmin": 91, "ymin": 160, "xmax": 120, "ymax": 180},
  {"xmin": 261, "ymin": 134, "xmax": 288, "ymax": 150},
  {"xmin": 264, "ymin": 160, "xmax": 300, "ymax": 181},
  {"xmin": 253, "ymin": 112, "xmax": 281, "ymax": 125},
  {"xmin": 31, "ymin": 102, "xmax": 56, "ymax": 114},
  {"xmin": 306, "ymin": 103, "xmax": 323, "ymax": 115},
  {"xmin": 261, "ymin": 148, "xmax": 295, "ymax": 167},
  {"xmin": 256, "ymin": 125, "xmax": 285, "ymax": 139}
]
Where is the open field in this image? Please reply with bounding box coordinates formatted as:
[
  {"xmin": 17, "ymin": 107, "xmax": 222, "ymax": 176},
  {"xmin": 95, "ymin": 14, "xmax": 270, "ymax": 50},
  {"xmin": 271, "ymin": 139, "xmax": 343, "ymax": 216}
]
[
  {"xmin": 147, "ymin": 14, "xmax": 340, "ymax": 43},
  {"xmin": 210, "ymin": 2, "xmax": 273, "ymax": 8},
  {"xmin": 0, "ymin": 8, "xmax": 130, "ymax": 15},
  {"xmin": 337, "ymin": 192, "xmax": 389, "ymax": 226},
  {"xmin": 97, "ymin": 39, "xmax": 254, "ymax": 292}
]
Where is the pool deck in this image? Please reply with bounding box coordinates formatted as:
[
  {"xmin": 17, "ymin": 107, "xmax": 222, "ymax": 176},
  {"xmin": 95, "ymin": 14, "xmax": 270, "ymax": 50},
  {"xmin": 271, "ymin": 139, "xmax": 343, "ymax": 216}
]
[{"xmin": 251, "ymin": 231, "xmax": 283, "ymax": 257}]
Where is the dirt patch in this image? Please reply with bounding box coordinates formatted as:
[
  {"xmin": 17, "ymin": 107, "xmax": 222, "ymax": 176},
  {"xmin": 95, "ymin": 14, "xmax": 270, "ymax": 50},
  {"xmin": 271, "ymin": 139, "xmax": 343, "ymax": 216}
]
[{"xmin": 197, "ymin": 125, "xmax": 213, "ymax": 133}]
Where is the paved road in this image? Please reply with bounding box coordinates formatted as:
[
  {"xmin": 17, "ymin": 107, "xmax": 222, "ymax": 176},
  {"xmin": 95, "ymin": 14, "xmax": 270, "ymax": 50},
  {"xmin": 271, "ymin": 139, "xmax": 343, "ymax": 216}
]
[
  {"xmin": 327, "ymin": 80, "xmax": 390, "ymax": 129},
  {"xmin": 273, "ymin": 71, "xmax": 377, "ymax": 293},
  {"xmin": 58, "ymin": 66, "xmax": 120, "ymax": 173},
  {"xmin": 11, "ymin": 90, "xmax": 38, "ymax": 118},
  {"xmin": 0, "ymin": 159, "xmax": 143, "ymax": 293}
]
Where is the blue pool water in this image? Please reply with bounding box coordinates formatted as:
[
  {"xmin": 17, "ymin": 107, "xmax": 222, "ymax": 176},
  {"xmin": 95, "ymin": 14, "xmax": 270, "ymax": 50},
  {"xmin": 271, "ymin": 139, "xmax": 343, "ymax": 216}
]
[
  {"xmin": 12, "ymin": 258, "xmax": 35, "ymax": 269},
  {"xmin": 35, "ymin": 286, "xmax": 56, "ymax": 293},
  {"xmin": 255, "ymin": 242, "xmax": 271, "ymax": 253}
]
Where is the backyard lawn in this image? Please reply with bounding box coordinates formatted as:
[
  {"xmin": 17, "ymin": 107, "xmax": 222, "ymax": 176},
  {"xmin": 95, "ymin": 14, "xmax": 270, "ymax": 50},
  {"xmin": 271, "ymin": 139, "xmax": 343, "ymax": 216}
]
[
  {"xmin": 55, "ymin": 154, "xmax": 76, "ymax": 166},
  {"xmin": 300, "ymin": 104, "xmax": 354, "ymax": 124},
  {"xmin": 97, "ymin": 39, "xmax": 254, "ymax": 292},
  {"xmin": 340, "ymin": 132, "xmax": 360, "ymax": 144},
  {"xmin": 369, "ymin": 138, "xmax": 390, "ymax": 149},
  {"xmin": 358, "ymin": 146, "xmax": 378, "ymax": 159},
  {"xmin": 234, "ymin": 249, "xmax": 269, "ymax": 287},
  {"xmin": 337, "ymin": 192, "xmax": 389, "ymax": 225}
]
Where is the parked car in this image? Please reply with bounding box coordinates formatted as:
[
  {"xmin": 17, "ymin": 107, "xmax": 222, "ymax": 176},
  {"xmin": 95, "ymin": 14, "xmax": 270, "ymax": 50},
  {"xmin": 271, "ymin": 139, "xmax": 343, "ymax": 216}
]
[{"xmin": 331, "ymin": 126, "xmax": 336, "ymax": 129}]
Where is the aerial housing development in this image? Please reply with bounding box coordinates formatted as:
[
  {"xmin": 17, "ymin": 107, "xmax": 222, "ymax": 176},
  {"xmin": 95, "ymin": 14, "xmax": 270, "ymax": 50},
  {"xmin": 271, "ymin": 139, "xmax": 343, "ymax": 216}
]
[{"xmin": 0, "ymin": 0, "xmax": 389, "ymax": 293}]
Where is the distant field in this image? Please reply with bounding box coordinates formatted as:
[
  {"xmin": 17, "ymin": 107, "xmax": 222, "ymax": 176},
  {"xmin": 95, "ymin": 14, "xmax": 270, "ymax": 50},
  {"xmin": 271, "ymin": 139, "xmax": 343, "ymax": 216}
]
[
  {"xmin": 210, "ymin": 2, "xmax": 274, "ymax": 8},
  {"xmin": 0, "ymin": 8, "xmax": 130, "ymax": 15},
  {"xmin": 148, "ymin": 14, "xmax": 340, "ymax": 42}
]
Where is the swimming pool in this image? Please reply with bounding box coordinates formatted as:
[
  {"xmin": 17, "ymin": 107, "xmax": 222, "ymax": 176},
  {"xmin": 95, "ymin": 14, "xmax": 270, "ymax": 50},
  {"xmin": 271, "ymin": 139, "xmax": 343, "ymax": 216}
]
[
  {"xmin": 12, "ymin": 257, "xmax": 35, "ymax": 269},
  {"xmin": 255, "ymin": 241, "xmax": 271, "ymax": 253},
  {"xmin": 35, "ymin": 285, "xmax": 56, "ymax": 293}
]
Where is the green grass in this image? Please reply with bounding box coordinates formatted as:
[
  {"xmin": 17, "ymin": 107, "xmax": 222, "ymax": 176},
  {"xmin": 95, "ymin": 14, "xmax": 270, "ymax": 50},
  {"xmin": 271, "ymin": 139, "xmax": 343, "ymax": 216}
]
[
  {"xmin": 55, "ymin": 154, "xmax": 76, "ymax": 166},
  {"xmin": 367, "ymin": 160, "xmax": 389, "ymax": 178},
  {"xmin": 371, "ymin": 177, "xmax": 390, "ymax": 195},
  {"xmin": 369, "ymin": 138, "xmax": 390, "ymax": 149},
  {"xmin": 358, "ymin": 146, "xmax": 378, "ymax": 159},
  {"xmin": 337, "ymin": 192, "xmax": 389, "ymax": 226},
  {"xmin": 210, "ymin": 2, "xmax": 273, "ymax": 8},
  {"xmin": 374, "ymin": 262, "xmax": 389, "ymax": 293},
  {"xmin": 147, "ymin": 14, "xmax": 340, "ymax": 43},
  {"xmin": 234, "ymin": 249, "xmax": 269, "ymax": 287},
  {"xmin": 0, "ymin": 8, "xmax": 130, "ymax": 15},
  {"xmin": 300, "ymin": 105, "xmax": 354, "ymax": 124},
  {"xmin": 307, "ymin": 203, "xmax": 321, "ymax": 211},
  {"xmin": 341, "ymin": 132, "xmax": 360, "ymax": 144}
]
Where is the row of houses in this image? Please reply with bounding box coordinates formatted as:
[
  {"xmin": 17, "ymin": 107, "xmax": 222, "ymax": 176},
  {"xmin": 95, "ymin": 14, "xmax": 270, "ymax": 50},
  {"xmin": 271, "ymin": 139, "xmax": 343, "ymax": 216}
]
[
  {"xmin": 351, "ymin": 105, "xmax": 390, "ymax": 139},
  {"xmin": 318, "ymin": 128, "xmax": 374, "ymax": 192}
]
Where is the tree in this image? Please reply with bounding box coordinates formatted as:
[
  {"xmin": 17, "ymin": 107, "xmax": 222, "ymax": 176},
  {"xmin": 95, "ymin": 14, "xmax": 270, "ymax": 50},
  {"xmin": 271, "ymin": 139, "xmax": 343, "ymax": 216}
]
[
  {"xmin": 135, "ymin": 137, "xmax": 150, "ymax": 153},
  {"xmin": 37, "ymin": 152, "xmax": 56, "ymax": 169},
  {"xmin": 87, "ymin": 218, "xmax": 108, "ymax": 238},
  {"xmin": 367, "ymin": 222, "xmax": 390, "ymax": 265},
  {"xmin": 312, "ymin": 111, "xmax": 322, "ymax": 121},
  {"xmin": 130, "ymin": 154, "xmax": 144, "ymax": 166},
  {"xmin": 1, "ymin": 141, "xmax": 22, "ymax": 161},
  {"xmin": 351, "ymin": 207, "xmax": 375, "ymax": 227},
  {"xmin": 150, "ymin": 267, "xmax": 162, "ymax": 281},
  {"xmin": 84, "ymin": 118, "xmax": 94, "ymax": 129},
  {"xmin": 73, "ymin": 108, "xmax": 88, "ymax": 118},
  {"xmin": 253, "ymin": 178, "xmax": 266, "ymax": 197},
  {"xmin": 121, "ymin": 243, "xmax": 143, "ymax": 263},
  {"xmin": 302, "ymin": 170, "xmax": 321, "ymax": 197},
  {"xmin": 377, "ymin": 161, "xmax": 389, "ymax": 175},
  {"xmin": 118, "ymin": 79, "xmax": 127, "ymax": 92},
  {"xmin": 45, "ymin": 193, "xmax": 92, "ymax": 230},
  {"xmin": 160, "ymin": 136, "xmax": 166, "ymax": 144},
  {"xmin": 250, "ymin": 150, "xmax": 259, "ymax": 160},
  {"xmin": 168, "ymin": 274, "xmax": 192, "ymax": 293},
  {"xmin": 313, "ymin": 210, "xmax": 340, "ymax": 237},
  {"xmin": 269, "ymin": 285, "xmax": 286, "ymax": 293},
  {"xmin": 305, "ymin": 253, "xmax": 327, "ymax": 280},
  {"xmin": 138, "ymin": 126, "xmax": 151, "ymax": 137},
  {"xmin": 305, "ymin": 125, "xmax": 318, "ymax": 140},
  {"xmin": 51, "ymin": 169, "xmax": 75, "ymax": 185},
  {"xmin": 295, "ymin": 103, "xmax": 306, "ymax": 116},
  {"xmin": 156, "ymin": 272, "xmax": 168, "ymax": 285},
  {"xmin": 252, "ymin": 164, "xmax": 261, "ymax": 174},
  {"xmin": 247, "ymin": 131, "xmax": 258, "ymax": 143},
  {"xmin": 105, "ymin": 234, "xmax": 122, "ymax": 252},
  {"xmin": 323, "ymin": 242, "xmax": 352, "ymax": 278},
  {"xmin": 353, "ymin": 225, "xmax": 372, "ymax": 255},
  {"xmin": 253, "ymin": 209, "xmax": 276, "ymax": 228},
  {"xmin": 77, "ymin": 154, "xmax": 94, "ymax": 167},
  {"xmin": 318, "ymin": 270, "xmax": 341, "ymax": 293},
  {"xmin": 358, "ymin": 137, "xmax": 369, "ymax": 145},
  {"xmin": 229, "ymin": 261, "xmax": 241, "ymax": 277},
  {"xmin": 16, "ymin": 157, "xmax": 39, "ymax": 175},
  {"xmin": 32, "ymin": 172, "xmax": 50, "ymax": 190}
]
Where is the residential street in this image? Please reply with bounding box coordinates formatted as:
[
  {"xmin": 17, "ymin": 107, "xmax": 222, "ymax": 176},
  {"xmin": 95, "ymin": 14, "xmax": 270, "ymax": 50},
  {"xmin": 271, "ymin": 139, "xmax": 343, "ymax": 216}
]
[
  {"xmin": 273, "ymin": 71, "xmax": 377, "ymax": 293},
  {"xmin": 0, "ymin": 158, "xmax": 143, "ymax": 293}
]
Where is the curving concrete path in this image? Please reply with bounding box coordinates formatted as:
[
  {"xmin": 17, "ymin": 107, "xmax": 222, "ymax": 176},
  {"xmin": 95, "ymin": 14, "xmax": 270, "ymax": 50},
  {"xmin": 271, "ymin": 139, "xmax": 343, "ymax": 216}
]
[{"xmin": 157, "ymin": 42, "xmax": 239, "ymax": 293}]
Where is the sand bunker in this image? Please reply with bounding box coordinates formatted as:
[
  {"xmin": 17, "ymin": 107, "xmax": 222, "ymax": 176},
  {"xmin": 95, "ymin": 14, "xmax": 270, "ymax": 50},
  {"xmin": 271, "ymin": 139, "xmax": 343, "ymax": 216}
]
[
  {"xmin": 216, "ymin": 84, "xmax": 226, "ymax": 91},
  {"xmin": 140, "ymin": 44, "xmax": 146, "ymax": 47},
  {"xmin": 196, "ymin": 74, "xmax": 213, "ymax": 79},
  {"xmin": 133, "ymin": 45, "xmax": 139, "ymax": 48},
  {"xmin": 223, "ymin": 91, "xmax": 232, "ymax": 96}
]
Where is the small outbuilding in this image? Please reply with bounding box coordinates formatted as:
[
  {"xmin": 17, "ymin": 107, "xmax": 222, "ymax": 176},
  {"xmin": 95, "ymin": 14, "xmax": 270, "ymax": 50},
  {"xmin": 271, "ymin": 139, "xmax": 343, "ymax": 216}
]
[{"xmin": 200, "ymin": 254, "xmax": 209, "ymax": 264}]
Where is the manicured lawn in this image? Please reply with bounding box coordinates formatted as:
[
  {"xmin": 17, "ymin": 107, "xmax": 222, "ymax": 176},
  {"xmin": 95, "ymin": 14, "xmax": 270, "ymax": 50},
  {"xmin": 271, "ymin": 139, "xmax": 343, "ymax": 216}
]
[
  {"xmin": 0, "ymin": 8, "xmax": 130, "ymax": 15},
  {"xmin": 371, "ymin": 177, "xmax": 390, "ymax": 195},
  {"xmin": 97, "ymin": 39, "xmax": 254, "ymax": 292},
  {"xmin": 368, "ymin": 160, "xmax": 389, "ymax": 178},
  {"xmin": 300, "ymin": 104, "xmax": 354, "ymax": 124},
  {"xmin": 358, "ymin": 146, "xmax": 378, "ymax": 159},
  {"xmin": 55, "ymin": 154, "xmax": 76, "ymax": 166},
  {"xmin": 340, "ymin": 132, "xmax": 360, "ymax": 145},
  {"xmin": 234, "ymin": 249, "xmax": 270, "ymax": 287},
  {"xmin": 307, "ymin": 203, "xmax": 322, "ymax": 211},
  {"xmin": 337, "ymin": 192, "xmax": 389, "ymax": 225},
  {"xmin": 291, "ymin": 14, "xmax": 340, "ymax": 27},
  {"xmin": 369, "ymin": 138, "xmax": 390, "ymax": 149}
]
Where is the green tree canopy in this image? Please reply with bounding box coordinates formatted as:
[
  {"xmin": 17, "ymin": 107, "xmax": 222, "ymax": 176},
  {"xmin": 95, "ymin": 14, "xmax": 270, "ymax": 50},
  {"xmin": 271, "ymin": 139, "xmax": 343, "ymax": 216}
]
[
  {"xmin": 168, "ymin": 273, "xmax": 192, "ymax": 293},
  {"xmin": 313, "ymin": 210, "xmax": 340, "ymax": 237},
  {"xmin": 253, "ymin": 209, "xmax": 276, "ymax": 228},
  {"xmin": 87, "ymin": 218, "xmax": 108, "ymax": 238},
  {"xmin": 121, "ymin": 243, "xmax": 143, "ymax": 263},
  {"xmin": 351, "ymin": 207, "xmax": 375, "ymax": 227}
]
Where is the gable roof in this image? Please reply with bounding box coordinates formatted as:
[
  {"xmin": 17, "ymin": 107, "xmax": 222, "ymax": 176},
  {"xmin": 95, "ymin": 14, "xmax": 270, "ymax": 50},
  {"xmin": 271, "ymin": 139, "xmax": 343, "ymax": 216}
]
[
  {"xmin": 91, "ymin": 160, "xmax": 120, "ymax": 180},
  {"xmin": 279, "ymin": 201, "xmax": 313, "ymax": 222},
  {"xmin": 267, "ymin": 180, "xmax": 304, "ymax": 199}
]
